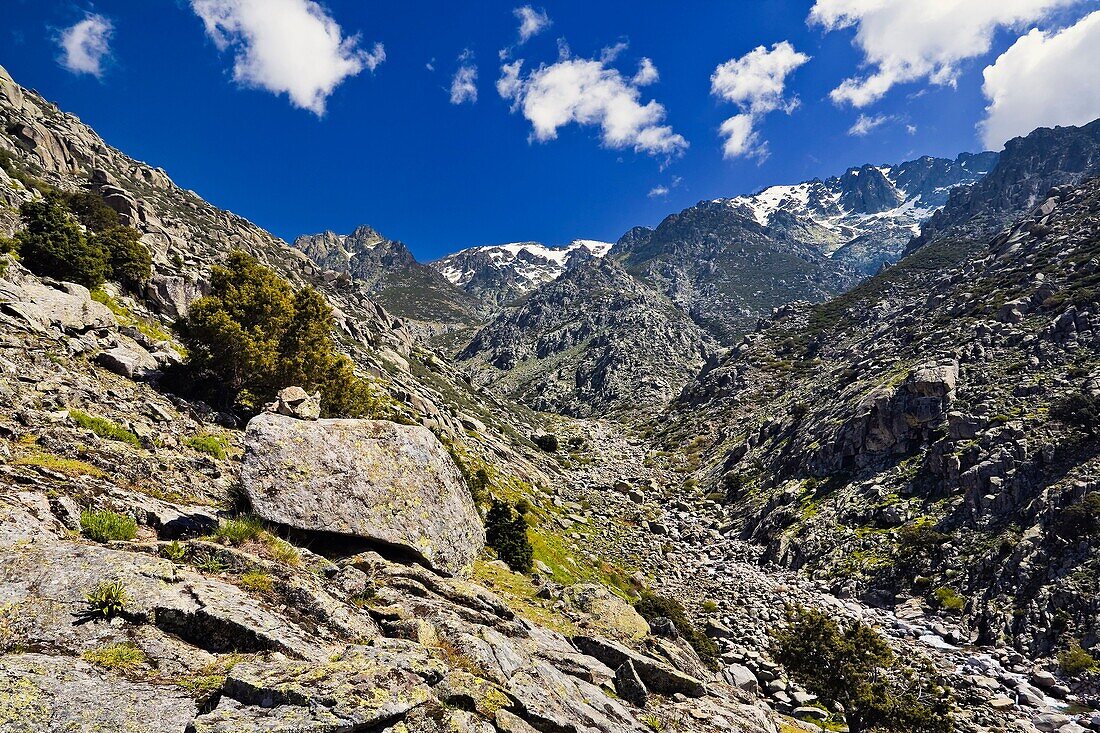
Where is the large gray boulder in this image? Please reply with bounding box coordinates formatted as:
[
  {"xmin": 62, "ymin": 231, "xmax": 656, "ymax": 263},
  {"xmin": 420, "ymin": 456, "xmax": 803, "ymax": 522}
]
[{"xmin": 241, "ymin": 413, "xmax": 484, "ymax": 575}]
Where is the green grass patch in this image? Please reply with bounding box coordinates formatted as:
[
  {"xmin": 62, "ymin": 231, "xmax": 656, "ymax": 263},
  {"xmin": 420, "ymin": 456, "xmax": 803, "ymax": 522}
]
[
  {"xmin": 471, "ymin": 559, "xmax": 578, "ymax": 636},
  {"xmin": 209, "ymin": 515, "xmax": 300, "ymax": 566},
  {"xmin": 69, "ymin": 409, "xmax": 141, "ymax": 448},
  {"xmin": 12, "ymin": 449, "xmax": 105, "ymax": 478},
  {"xmin": 212, "ymin": 515, "xmax": 266, "ymax": 545},
  {"xmin": 237, "ymin": 570, "xmax": 273, "ymax": 594},
  {"xmin": 90, "ymin": 288, "xmax": 178, "ymax": 346},
  {"xmin": 82, "ymin": 643, "xmax": 146, "ymax": 673},
  {"xmin": 80, "ymin": 510, "xmax": 137, "ymax": 542},
  {"xmin": 185, "ymin": 433, "xmax": 229, "ymax": 460}
]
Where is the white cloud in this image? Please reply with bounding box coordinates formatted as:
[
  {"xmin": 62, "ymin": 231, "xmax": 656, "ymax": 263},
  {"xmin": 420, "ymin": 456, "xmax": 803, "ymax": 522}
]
[
  {"xmin": 633, "ymin": 58, "xmax": 659, "ymax": 86},
  {"xmin": 979, "ymin": 10, "xmax": 1100, "ymax": 148},
  {"xmin": 848, "ymin": 113, "xmax": 890, "ymax": 136},
  {"xmin": 906, "ymin": 124, "xmax": 918, "ymax": 135},
  {"xmin": 497, "ymin": 54, "xmax": 687, "ymax": 157},
  {"xmin": 450, "ymin": 50, "xmax": 478, "ymax": 104},
  {"xmin": 58, "ymin": 14, "xmax": 113, "ymax": 78},
  {"xmin": 711, "ymin": 41, "xmax": 809, "ymax": 160},
  {"xmin": 514, "ymin": 6, "xmax": 551, "ymax": 44},
  {"xmin": 191, "ymin": 0, "xmax": 384, "ymax": 116},
  {"xmin": 809, "ymin": 0, "xmax": 1080, "ymax": 107},
  {"xmin": 648, "ymin": 175, "xmax": 682, "ymax": 198}
]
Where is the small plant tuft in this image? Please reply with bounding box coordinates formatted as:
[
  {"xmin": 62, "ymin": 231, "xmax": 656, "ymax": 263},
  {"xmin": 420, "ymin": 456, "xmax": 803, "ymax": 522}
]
[
  {"xmin": 161, "ymin": 540, "xmax": 187, "ymax": 562},
  {"xmin": 212, "ymin": 515, "xmax": 266, "ymax": 546},
  {"xmin": 84, "ymin": 581, "xmax": 131, "ymax": 619},
  {"xmin": 80, "ymin": 510, "xmax": 137, "ymax": 542},
  {"xmin": 932, "ymin": 586, "xmax": 966, "ymax": 614},
  {"xmin": 238, "ymin": 570, "xmax": 273, "ymax": 594}
]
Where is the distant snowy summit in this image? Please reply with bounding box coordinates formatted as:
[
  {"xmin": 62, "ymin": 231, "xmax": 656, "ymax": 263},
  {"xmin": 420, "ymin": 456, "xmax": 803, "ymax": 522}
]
[
  {"xmin": 432, "ymin": 239, "xmax": 613, "ymax": 309},
  {"xmin": 717, "ymin": 152, "xmax": 998, "ymax": 273}
]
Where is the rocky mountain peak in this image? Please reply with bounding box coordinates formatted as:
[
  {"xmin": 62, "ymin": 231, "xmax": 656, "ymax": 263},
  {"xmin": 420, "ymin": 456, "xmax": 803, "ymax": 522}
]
[
  {"xmin": 837, "ymin": 164, "xmax": 904, "ymax": 214},
  {"xmin": 431, "ymin": 238, "xmax": 613, "ymax": 310}
]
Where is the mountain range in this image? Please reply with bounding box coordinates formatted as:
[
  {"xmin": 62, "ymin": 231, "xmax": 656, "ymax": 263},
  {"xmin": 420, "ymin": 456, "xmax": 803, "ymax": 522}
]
[{"xmin": 4, "ymin": 60, "xmax": 1100, "ymax": 733}]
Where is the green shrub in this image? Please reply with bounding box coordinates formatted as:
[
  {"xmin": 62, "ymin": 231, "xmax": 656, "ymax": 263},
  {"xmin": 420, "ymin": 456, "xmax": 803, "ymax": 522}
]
[
  {"xmin": 932, "ymin": 587, "xmax": 966, "ymax": 614},
  {"xmin": 64, "ymin": 190, "xmax": 120, "ymax": 233},
  {"xmin": 82, "ymin": 643, "xmax": 146, "ymax": 673},
  {"xmin": 96, "ymin": 225, "xmax": 152, "ymax": 287},
  {"xmin": 80, "ymin": 510, "xmax": 138, "ymax": 542},
  {"xmin": 212, "ymin": 515, "xmax": 266, "ymax": 546},
  {"xmin": 161, "ymin": 540, "xmax": 187, "ymax": 562},
  {"xmin": 175, "ymin": 251, "xmax": 388, "ymax": 418},
  {"xmin": 185, "ymin": 433, "xmax": 228, "ymax": 460},
  {"xmin": 1052, "ymin": 391, "xmax": 1100, "ymax": 436},
  {"xmin": 1058, "ymin": 641, "xmax": 1097, "ymax": 676},
  {"xmin": 1057, "ymin": 493, "xmax": 1100, "ymax": 539},
  {"xmin": 773, "ymin": 605, "xmax": 954, "ymax": 733},
  {"xmin": 16, "ymin": 195, "xmax": 109, "ymax": 287},
  {"xmin": 84, "ymin": 581, "xmax": 131, "ymax": 618},
  {"xmin": 485, "ymin": 499, "xmax": 533, "ymax": 573},
  {"xmin": 634, "ymin": 591, "xmax": 720, "ymax": 669},
  {"xmin": 701, "ymin": 599, "xmax": 719, "ymax": 614},
  {"xmin": 69, "ymin": 409, "xmax": 141, "ymax": 448}
]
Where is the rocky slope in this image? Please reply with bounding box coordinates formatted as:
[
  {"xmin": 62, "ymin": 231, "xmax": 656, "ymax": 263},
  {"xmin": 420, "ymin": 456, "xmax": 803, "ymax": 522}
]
[
  {"xmin": 293, "ymin": 225, "xmax": 485, "ymax": 330},
  {"xmin": 433, "ymin": 239, "xmax": 612, "ymax": 310},
  {"xmin": 0, "ymin": 62, "xmax": 553, "ymax": 474},
  {"xmin": 614, "ymin": 200, "xmax": 862, "ymax": 345},
  {"xmin": 456, "ymin": 257, "xmax": 716, "ymax": 418},
  {"xmin": 910, "ymin": 120, "xmax": 1100, "ymax": 254},
  {"xmin": 658, "ymin": 170, "xmax": 1100, "ymax": 669}
]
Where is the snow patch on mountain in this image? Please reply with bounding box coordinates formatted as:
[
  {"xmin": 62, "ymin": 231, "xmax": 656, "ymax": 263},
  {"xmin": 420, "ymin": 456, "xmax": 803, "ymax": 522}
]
[{"xmin": 433, "ymin": 239, "xmax": 612, "ymax": 301}]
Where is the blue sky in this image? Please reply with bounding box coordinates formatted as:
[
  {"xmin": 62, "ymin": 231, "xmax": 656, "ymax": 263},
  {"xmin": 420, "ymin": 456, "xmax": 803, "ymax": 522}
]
[{"xmin": 4, "ymin": 1, "xmax": 1099, "ymax": 260}]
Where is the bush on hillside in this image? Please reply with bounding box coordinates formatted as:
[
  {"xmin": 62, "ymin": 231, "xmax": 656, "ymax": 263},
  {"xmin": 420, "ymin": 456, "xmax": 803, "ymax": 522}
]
[
  {"xmin": 96, "ymin": 225, "xmax": 152, "ymax": 287},
  {"xmin": 773, "ymin": 605, "xmax": 953, "ymax": 733},
  {"xmin": 1057, "ymin": 492, "xmax": 1100, "ymax": 539},
  {"xmin": 175, "ymin": 251, "xmax": 387, "ymax": 417},
  {"xmin": 10, "ymin": 192, "xmax": 152, "ymax": 289},
  {"xmin": 1058, "ymin": 641, "xmax": 1097, "ymax": 676},
  {"xmin": 16, "ymin": 196, "xmax": 109, "ymax": 287},
  {"xmin": 634, "ymin": 591, "xmax": 720, "ymax": 669},
  {"xmin": 1052, "ymin": 391, "xmax": 1100, "ymax": 436},
  {"xmin": 485, "ymin": 499, "xmax": 533, "ymax": 573},
  {"xmin": 65, "ymin": 190, "xmax": 120, "ymax": 232},
  {"xmin": 532, "ymin": 433, "xmax": 559, "ymax": 452}
]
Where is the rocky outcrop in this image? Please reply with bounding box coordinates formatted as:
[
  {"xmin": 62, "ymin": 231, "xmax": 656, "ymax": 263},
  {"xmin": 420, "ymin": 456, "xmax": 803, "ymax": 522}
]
[
  {"xmin": 908, "ymin": 118, "xmax": 1100, "ymax": 253},
  {"xmin": 241, "ymin": 412, "xmax": 484, "ymax": 574},
  {"xmin": 0, "ymin": 264, "xmax": 114, "ymax": 334},
  {"xmin": 0, "ymin": 654, "xmax": 197, "ymax": 733},
  {"xmin": 293, "ymin": 226, "xmax": 484, "ymax": 328},
  {"xmin": 458, "ymin": 257, "xmax": 715, "ymax": 417}
]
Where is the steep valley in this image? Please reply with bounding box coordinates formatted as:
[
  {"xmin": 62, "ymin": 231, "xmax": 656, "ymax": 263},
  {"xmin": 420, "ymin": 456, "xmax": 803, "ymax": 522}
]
[{"xmin": 1, "ymin": 59, "xmax": 1100, "ymax": 733}]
